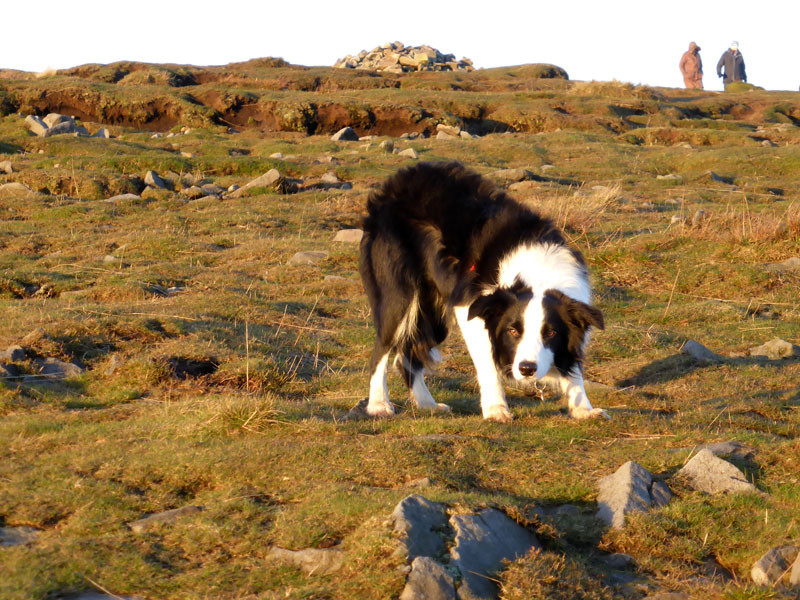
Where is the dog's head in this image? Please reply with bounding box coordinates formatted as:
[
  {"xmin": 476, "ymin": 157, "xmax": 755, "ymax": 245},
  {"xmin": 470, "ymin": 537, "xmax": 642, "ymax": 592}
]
[{"xmin": 468, "ymin": 286, "xmax": 604, "ymax": 381}]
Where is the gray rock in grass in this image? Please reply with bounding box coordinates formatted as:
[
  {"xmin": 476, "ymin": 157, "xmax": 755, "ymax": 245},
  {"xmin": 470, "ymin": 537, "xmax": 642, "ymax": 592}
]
[{"xmin": 678, "ymin": 449, "xmax": 759, "ymax": 495}]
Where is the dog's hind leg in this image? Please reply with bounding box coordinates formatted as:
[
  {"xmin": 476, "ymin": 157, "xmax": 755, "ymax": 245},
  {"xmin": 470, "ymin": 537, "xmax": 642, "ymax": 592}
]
[
  {"xmin": 398, "ymin": 353, "xmax": 451, "ymax": 414},
  {"xmin": 367, "ymin": 345, "xmax": 394, "ymax": 417},
  {"xmin": 454, "ymin": 305, "xmax": 512, "ymax": 423}
]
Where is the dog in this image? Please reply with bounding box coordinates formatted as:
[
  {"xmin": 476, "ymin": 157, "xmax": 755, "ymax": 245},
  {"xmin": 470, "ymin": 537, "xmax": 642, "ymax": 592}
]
[{"xmin": 358, "ymin": 161, "xmax": 607, "ymax": 422}]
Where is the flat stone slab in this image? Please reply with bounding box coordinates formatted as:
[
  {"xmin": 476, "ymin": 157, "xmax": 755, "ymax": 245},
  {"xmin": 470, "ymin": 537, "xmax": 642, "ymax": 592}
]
[
  {"xmin": 228, "ymin": 169, "xmax": 285, "ymax": 198},
  {"xmin": 450, "ymin": 508, "xmax": 540, "ymax": 600},
  {"xmin": 765, "ymin": 257, "xmax": 800, "ymax": 274},
  {"xmin": 105, "ymin": 193, "xmax": 141, "ymax": 203},
  {"xmin": 266, "ymin": 546, "xmax": 344, "ymax": 575},
  {"xmin": 333, "ymin": 228, "xmax": 364, "ymax": 243},
  {"xmin": 681, "ymin": 340, "xmax": 722, "ymax": 363},
  {"xmin": 128, "ymin": 505, "xmax": 204, "ymax": 533},
  {"xmin": 0, "ymin": 526, "xmax": 40, "ymax": 546},
  {"xmin": 400, "ymin": 556, "xmax": 456, "ymax": 600},
  {"xmin": 678, "ymin": 449, "xmax": 758, "ymax": 495},
  {"xmin": 751, "ymin": 545, "xmax": 799, "ymax": 585},
  {"xmin": 288, "ymin": 250, "xmax": 329, "ymax": 265},
  {"xmin": 391, "ymin": 494, "xmax": 449, "ymax": 561},
  {"xmin": 596, "ymin": 461, "xmax": 672, "ymax": 529},
  {"xmin": 749, "ymin": 337, "xmax": 800, "ymax": 360}
]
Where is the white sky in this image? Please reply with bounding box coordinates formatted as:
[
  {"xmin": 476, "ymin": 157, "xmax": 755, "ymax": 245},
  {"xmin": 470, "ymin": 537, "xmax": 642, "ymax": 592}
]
[{"xmin": 3, "ymin": 0, "xmax": 799, "ymax": 92}]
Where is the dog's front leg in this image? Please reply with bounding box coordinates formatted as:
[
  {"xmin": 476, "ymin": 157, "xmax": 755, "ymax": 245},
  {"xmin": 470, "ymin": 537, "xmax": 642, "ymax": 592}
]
[
  {"xmin": 559, "ymin": 369, "xmax": 609, "ymax": 420},
  {"xmin": 454, "ymin": 306, "xmax": 512, "ymax": 423}
]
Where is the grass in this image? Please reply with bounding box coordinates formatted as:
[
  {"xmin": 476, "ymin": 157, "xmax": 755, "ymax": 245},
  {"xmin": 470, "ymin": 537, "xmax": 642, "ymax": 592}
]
[{"xmin": 0, "ymin": 61, "xmax": 799, "ymax": 599}]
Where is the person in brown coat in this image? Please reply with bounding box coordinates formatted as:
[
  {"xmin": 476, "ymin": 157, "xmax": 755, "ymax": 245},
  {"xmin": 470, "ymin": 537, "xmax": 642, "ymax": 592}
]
[{"xmin": 679, "ymin": 42, "xmax": 703, "ymax": 89}]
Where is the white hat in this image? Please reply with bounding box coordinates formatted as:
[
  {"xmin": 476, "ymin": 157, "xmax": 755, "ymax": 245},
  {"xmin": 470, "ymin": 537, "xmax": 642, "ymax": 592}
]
[{"xmin": 730, "ymin": 41, "xmax": 739, "ymax": 49}]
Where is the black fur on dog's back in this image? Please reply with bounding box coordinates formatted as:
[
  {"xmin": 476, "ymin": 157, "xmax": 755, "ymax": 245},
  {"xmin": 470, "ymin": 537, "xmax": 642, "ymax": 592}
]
[{"xmin": 359, "ymin": 161, "xmax": 579, "ymax": 370}]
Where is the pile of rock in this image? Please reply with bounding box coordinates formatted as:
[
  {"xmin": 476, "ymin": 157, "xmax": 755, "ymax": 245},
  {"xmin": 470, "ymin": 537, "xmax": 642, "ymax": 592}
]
[
  {"xmin": 334, "ymin": 41, "xmax": 474, "ymax": 73},
  {"xmin": 24, "ymin": 113, "xmax": 109, "ymax": 138}
]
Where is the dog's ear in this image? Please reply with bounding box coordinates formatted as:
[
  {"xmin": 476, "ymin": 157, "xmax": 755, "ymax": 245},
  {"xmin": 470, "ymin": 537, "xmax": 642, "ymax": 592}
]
[
  {"xmin": 566, "ymin": 298, "xmax": 605, "ymax": 331},
  {"xmin": 468, "ymin": 290, "xmax": 512, "ymax": 322}
]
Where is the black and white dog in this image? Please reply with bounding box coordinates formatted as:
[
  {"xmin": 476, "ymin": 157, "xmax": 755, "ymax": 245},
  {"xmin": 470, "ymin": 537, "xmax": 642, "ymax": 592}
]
[{"xmin": 359, "ymin": 161, "xmax": 607, "ymax": 422}]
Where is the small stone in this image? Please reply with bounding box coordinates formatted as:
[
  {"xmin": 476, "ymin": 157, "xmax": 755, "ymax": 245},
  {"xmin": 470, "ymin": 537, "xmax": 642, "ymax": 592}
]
[
  {"xmin": 540, "ymin": 164, "xmax": 556, "ymax": 172},
  {"xmin": 144, "ymin": 170, "xmax": 166, "ymax": 189},
  {"xmin": 697, "ymin": 441, "xmax": 754, "ymax": 461},
  {"xmin": 25, "ymin": 115, "xmax": 49, "ymax": 136},
  {"xmin": 228, "ymin": 169, "xmax": 285, "ymax": 198},
  {"xmin": 180, "ymin": 151, "xmax": 194, "ymax": 158},
  {"xmin": 761, "ymin": 139, "xmax": 777, "ymax": 147},
  {"xmin": 400, "ymin": 556, "xmax": 456, "ymax": 600},
  {"xmin": 331, "ymin": 127, "xmax": 359, "ymax": 141},
  {"xmin": 436, "ymin": 124, "xmax": 461, "ymax": 136},
  {"xmin": 128, "ymin": 505, "xmax": 204, "ymax": 533},
  {"xmin": 436, "ymin": 131, "xmax": 458, "ymax": 140},
  {"xmin": 333, "ymin": 229, "xmax": 363, "ymax": 243},
  {"xmin": 657, "ymin": 173, "xmax": 683, "ymax": 182},
  {"xmin": 201, "ymin": 183, "xmax": 225, "ymax": 196},
  {"xmin": 670, "ymin": 214, "xmax": 686, "ymax": 225},
  {"xmin": 459, "ymin": 131, "xmax": 473, "ymax": 139},
  {"xmin": 597, "ymin": 461, "xmax": 657, "ymax": 529},
  {"xmin": 266, "ymin": 546, "xmax": 344, "ymax": 575},
  {"xmin": 35, "ymin": 357, "xmax": 85, "ymax": 380},
  {"xmin": 105, "ymin": 193, "xmax": 141, "ymax": 203},
  {"xmin": 270, "ymin": 152, "xmax": 284, "ymax": 159},
  {"xmin": 0, "ymin": 345, "xmax": 25, "ymax": 361},
  {"xmin": 494, "ymin": 168, "xmax": 534, "ymax": 182},
  {"xmin": 400, "ymin": 148, "xmax": 419, "ymax": 159},
  {"xmin": 320, "ymin": 172, "xmax": 340, "ymax": 185},
  {"xmin": 750, "ymin": 545, "xmax": 799, "ymax": 586},
  {"xmin": 43, "ymin": 113, "xmax": 73, "ymax": 128},
  {"xmin": 749, "ymin": 338, "xmax": 800, "ymax": 360},
  {"xmin": 0, "ymin": 160, "xmax": 13, "ymax": 174},
  {"xmin": 227, "ymin": 184, "xmax": 239, "ymax": 193},
  {"xmin": 20, "ymin": 328, "xmax": 47, "ymax": 345},
  {"xmin": 602, "ymin": 553, "xmax": 635, "ymax": 569},
  {"xmin": 678, "ymin": 449, "xmax": 758, "ymax": 495},
  {"xmin": 391, "ymin": 495, "xmax": 448, "ymax": 561},
  {"xmin": 691, "ymin": 209, "xmax": 706, "ymax": 227},
  {"xmin": 92, "ymin": 128, "xmax": 111, "ymax": 138},
  {"xmin": 288, "ymin": 251, "xmax": 329, "ymax": 265},
  {"xmin": 681, "ymin": 340, "xmax": 722, "ymax": 364},
  {"xmin": 379, "ymin": 139, "xmax": 395, "ymax": 152},
  {"xmin": 0, "ymin": 526, "xmax": 40, "ymax": 546}
]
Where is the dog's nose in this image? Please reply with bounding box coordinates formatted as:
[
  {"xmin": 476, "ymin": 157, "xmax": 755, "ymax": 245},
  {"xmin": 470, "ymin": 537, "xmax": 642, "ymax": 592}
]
[{"xmin": 518, "ymin": 361, "xmax": 537, "ymax": 377}]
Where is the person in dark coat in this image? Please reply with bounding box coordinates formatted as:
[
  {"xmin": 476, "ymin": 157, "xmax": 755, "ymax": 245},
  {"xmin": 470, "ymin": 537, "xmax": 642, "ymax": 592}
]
[
  {"xmin": 716, "ymin": 41, "xmax": 746, "ymax": 87},
  {"xmin": 679, "ymin": 42, "xmax": 703, "ymax": 89}
]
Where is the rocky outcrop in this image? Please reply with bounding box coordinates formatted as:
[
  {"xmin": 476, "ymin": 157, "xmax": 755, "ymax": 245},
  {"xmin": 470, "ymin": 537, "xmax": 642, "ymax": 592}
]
[{"xmin": 335, "ymin": 42, "xmax": 474, "ymax": 74}]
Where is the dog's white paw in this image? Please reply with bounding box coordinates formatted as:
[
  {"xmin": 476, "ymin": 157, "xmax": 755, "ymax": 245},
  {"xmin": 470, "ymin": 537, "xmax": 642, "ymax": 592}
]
[
  {"xmin": 569, "ymin": 406, "xmax": 610, "ymax": 420},
  {"xmin": 427, "ymin": 402, "xmax": 452, "ymax": 414},
  {"xmin": 366, "ymin": 401, "xmax": 396, "ymax": 418},
  {"xmin": 483, "ymin": 404, "xmax": 513, "ymax": 423}
]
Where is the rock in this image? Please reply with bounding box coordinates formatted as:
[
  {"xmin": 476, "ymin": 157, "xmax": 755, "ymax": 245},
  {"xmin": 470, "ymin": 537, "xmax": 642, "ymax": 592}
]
[
  {"xmin": 792, "ymin": 551, "xmax": 800, "ymax": 586},
  {"xmin": 227, "ymin": 184, "xmax": 239, "ymax": 193},
  {"xmin": 391, "ymin": 495, "xmax": 449, "ymax": 561},
  {"xmin": 697, "ymin": 441, "xmax": 754, "ymax": 461},
  {"xmin": 331, "ymin": 127, "xmax": 359, "ymax": 141},
  {"xmin": 335, "ymin": 42, "xmax": 475, "ymax": 74},
  {"xmin": 656, "ymin": 174, "xmax": 683, "ymax": 182},
  {"xmin": 25, "ymin": 115, "xmax": 49, "ymax": 136},
  {"xmin": 681, "ymin": 340, "xmax": 722, "ymax": 364},
  {"xmin": 0, "ymin": 160, "xmax": 13, "ymax": 174},
  {"xmin": 333, "ymin": 229, "xmax": 363, "ymax": 243},
  {"xmin": 20, "ymin": 328, "xmax": 47, "ymax": 345},
  {"xmin": 43, "ymin": 113, "xmax": 73, "ymax": 128},
  {"xmin": 266, "ymin": 546, "xmax": 344, "ymax": 575},
  {"xmin": 460, "ymin": 131, "xmax": 474, "ymax": 139},
  {"xmin": 678, "ymin": 449, "xmax": 758, "ymax": 495},
  {"xmin": 761, "ymin": 139, "xmax": 777, "ymax": 147},
  {"xmin": 709, "ymin": 171, "xmax": 735, "ymax": 184},
  {"xmin": 494, "ymin": 168, "xmax": 534, "ymax": 182},
  {"xmin": 379, "ymin": 139, "xmax": 395, "ymax": 152},
  {"xmin": 105, "ymin": 193, "xmax": 141, "ymax": 203},
  {"xmin": 288, "ymin": 251, "xmax": 329, "ymax": 266},
  {"xmin": 228, "ymin": 169, "xmax": 287, "ymax": 197},
  {"xmin": 750, "ymin": 545, "xmax": 799, "ymax": 586},
  {"xmin": 450, "ymin": 508, "xmax": 540, "ymax": 600},
  {"xmin": 35, "ymin": 357, "xmax": 85, "ymax": 380},
  {"xmin": 691, "ymin": 209, "xmax": 706, "ymax": 227},
  {"xmin": 320, "ymin": 171, "xmax": 341, "ymax": 185},
  {"xmin": 201, "ymin": 183, "xmax": 225, "ymax": 196},
  {"xmin": 0, "ymin": 526, "xmax": 40, "ymax": 546},
  {"xmin": 436, "ymin": 124, "xmax": 461, "ymax": 137},
  {"xmin": 765, "ymin": 257, "xmax": 800, "ymax": 274},
  {"xmin": 540, "ymin": 164, "xmax": 556, "ymax": 172},
  {"xmin": 602, "ymin": 553, "xmax": 635, "ymax": 569},
  {"xmin": 400, "ymin": 556, "xmax": 456, "ymax": 600},
  {"xmin": 144, "ymin": 170, "xmax": 166, "ymax": 189},
  {"xmin": 180, "ymin": 152, "xmax": 193, "ymax": 158},
  {"xmin": 93, "ymin": 128, "xmax": 111, "ymax": 138},
  {"xmin": 400, "ymin": 148, "xmax": 419, "ymax": 159},
  {"xmin": 128, "ymin": 505, "xmax": 204, "ymax": 533},
  {"xmin": 596, "ymin": 461, "xmax": 672, "ymax": 529},
  {"xmin": 0, "ymin": 345, "xmax": 25, "ymax": 361},
  {"xmin": 0, "ymin": 182, "xmax": 35, "ymax": 197},
  {"xmin": 269, "ymin": 152, "xmax": 284, "ymax": 159},
  {"xmin": 749, "ymin": 338, "xmax": 800, "ymax": 360},
  {"xmin": 45, "ymin": 121, "xmax": 89, "ymax": 137},
  {"xmin": 436, "ymin": 130, "xmax": 458, "ymax": 140},
  {"xmin": 670, "ymin": 214, "xmax": 686, "ymax": 225}
]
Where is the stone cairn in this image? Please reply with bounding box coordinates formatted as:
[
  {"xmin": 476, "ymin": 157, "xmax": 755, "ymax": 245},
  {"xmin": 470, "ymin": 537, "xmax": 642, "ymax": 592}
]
[{"xmin": 334, "ymin": 41, "xmax": 474, "ymax": 73}]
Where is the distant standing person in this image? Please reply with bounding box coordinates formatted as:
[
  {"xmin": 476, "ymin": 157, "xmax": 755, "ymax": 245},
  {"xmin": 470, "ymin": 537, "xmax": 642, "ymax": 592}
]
[
  {"xmin": 716, "ymin": 41, "xmax": 746, "ymax": 87},
  {"xmin": 679, "ymin": 42, "xmax": 703, "ymax": 89}
]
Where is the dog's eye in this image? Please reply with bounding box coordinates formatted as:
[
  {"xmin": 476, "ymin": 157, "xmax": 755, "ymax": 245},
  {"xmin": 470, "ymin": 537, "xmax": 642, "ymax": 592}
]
[
  {"xmin": 508, "ymin": 327, "xmax": 521, "ymax": 338},
  {"xmin": 545, "ymin": 329, "xmax": 556, "ymax": 339}
]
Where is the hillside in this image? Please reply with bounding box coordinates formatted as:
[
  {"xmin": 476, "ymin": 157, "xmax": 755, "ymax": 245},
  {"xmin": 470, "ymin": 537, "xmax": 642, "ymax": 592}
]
[{"xmin": 0, "ymin": 59, "xmax": 799, "ymax": 600}]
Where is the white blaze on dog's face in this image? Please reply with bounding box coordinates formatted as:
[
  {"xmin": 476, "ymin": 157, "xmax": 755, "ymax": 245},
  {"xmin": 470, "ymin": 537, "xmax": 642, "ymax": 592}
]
[{"xmin": 511, "ymin": 297, "xmax": 554, "ymax": 380}]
